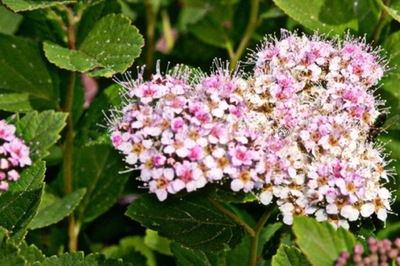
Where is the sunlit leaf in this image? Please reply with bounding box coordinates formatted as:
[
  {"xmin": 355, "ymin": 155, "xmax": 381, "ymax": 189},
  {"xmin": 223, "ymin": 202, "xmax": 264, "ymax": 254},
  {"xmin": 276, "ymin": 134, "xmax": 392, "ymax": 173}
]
[
  {"xmin": 272, "ymin": 245, "xmax": 310, "ymax": 266},
  {"xmin": 2, "ymin": 0, "xmax": 76, "ymax": 12}
]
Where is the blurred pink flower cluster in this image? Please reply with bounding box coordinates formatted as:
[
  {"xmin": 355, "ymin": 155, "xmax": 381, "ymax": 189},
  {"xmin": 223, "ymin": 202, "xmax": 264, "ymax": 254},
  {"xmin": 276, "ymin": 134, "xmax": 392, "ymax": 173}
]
[
  {"xmin": 0, "ymin": 120, "xmax": 32, "ymax": 191},
  {"xmin": 108, "ymin": 30, "xmax": 393, "ymax": 228}
]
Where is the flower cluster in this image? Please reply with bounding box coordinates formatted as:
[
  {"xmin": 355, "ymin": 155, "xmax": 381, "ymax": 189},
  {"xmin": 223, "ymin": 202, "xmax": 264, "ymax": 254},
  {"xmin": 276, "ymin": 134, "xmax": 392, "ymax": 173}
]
[
  {"xmin": 246, "ymin": 30, "xmax": 392, "ymax": 228},
  {"xmin": 0, "ymin": 120, "xmax": 32, "ymax": 191},
  {"xmin": 108, "ymin": 30, "xmax": 393, "ymax": 228},
  {"xmin": 335, "ymin": 237, "xmax": 400, "ymax": 265}
]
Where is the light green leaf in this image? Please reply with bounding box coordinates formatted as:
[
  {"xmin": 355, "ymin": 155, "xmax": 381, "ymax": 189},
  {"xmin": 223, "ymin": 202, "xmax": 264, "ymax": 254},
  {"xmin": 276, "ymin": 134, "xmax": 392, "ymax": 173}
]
[
  {"xmin": 272, "ymin": 245, "xmax": 310, "ymax": 266},
  {"xmin": 17, "ymin": 110, "xmax": 67, "ymax": 161},
  {"xmin": 103, "ymin": 236, "xmax": 156, "ymax": 266},
  {"xmin": 272, "ymin": 0, "xmax": 358, "ymax": 35},
  {"xmin": 0, "ymin": 227, "xmax": 25, "ymax": 266},
  {"xmin": 126, "ymin": 193, "xmax": 245, "ymax": 251},
  {"xmin": 0, "ymin": 34, "xmax": 58, "ymax": 110},
  {"xmin": 41, "ymin": 252, "xmax": 129, "ymax": 266},
  {"xmin": 293, "ymin": 216, "xmax": 356, "ymax": 266},
  {"xmin": 171, "ymin": 242, "xmax": 224, "ymax": 266},
  {"xmin": 2, "ymin": 0, "xmax": 76, "ymax": 12},
  {"xmin": 377, "ymin": 0, "xmax": 400, "ymax": 23},
  {"xmin": 0, "ymin": 162, "xmax": 45, "ymax": 239},
  {"xmin": 0, "ymin": 92, "xmax": 33, "ymax": 112},
  {"xmin": 144, "ymin": 229, "xmax": 172, "ymax": 256},
  {"xmin": 29, "ymin": 188, "xmax": 86, "ymax": 229},
  {"xmin": 73, "ymin": 145, "xmax": 130, "ymax": 223},
  {"xmin": 44, "ymin": 14, "xmax": 144, "ymax": 77},
  {"xmin": 0, "ymin": 5, "xmax": 23, "ymax": 35}
]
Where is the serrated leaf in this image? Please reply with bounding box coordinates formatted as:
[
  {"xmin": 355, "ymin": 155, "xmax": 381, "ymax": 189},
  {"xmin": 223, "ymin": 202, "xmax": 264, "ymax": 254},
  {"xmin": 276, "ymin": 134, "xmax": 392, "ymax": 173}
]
[
  {"xmin": 18, "ymin": 242, "xmax": 46, "ymax": 264},
  {"xmin": 29, "ymin": 188, "xmax": 86, "ymax": 229},
  {"xmin": 293, "ymin": 216, "xmax": 356, "ymax": 266},
  {"xmin": 17, "ymin": 110, "xmax": 67, "ymax": 161},
  {"xmin": 0, "ymin": 162, "xmax": 45, "ymax": 239},
  {"xmin": 44, "ymin": 14, "xmax": 144, "ymax": 77},
  {"xmin": 377, "ymin": 0, "xmax": 400, "ymax": 23},
  {"xmin": 103, "ymin": 236, "xmax": 156, "ymax": 266},
  {"xmin": 171, "ymin": 242, "xmax": 224, "ymax": 266},
  {"xmin": 73, "ymin": 145, "xmax": 130, "ymax": 223},
  {"xmin": 144, "ymin": 229, "xmax": 172, "ymax": 256},
  {"xmin": 272, "ymin": 0, "xmax": 358, "ymax": 35},
  {"xmin": 272, "ymin": 245, "xmax": 310, "ymax": 266},
  {"xmin": 0, "ymin": 5, "xmax": 23, "ymax": 35},
  {"xmin": 2, "ymin": 0, "xmax": 76, "ymax": 12},
  {"xmin": 0, "ymin": 227, "xmax": 25, "ymax": 266},
  {"xmin": 126, "ymin": 193, "xmax": 245, "ymax": 251},
  {"xmin": 0, "ymin": 34, "xmax": 58, "ymax": 110},
  {"xmin": 41, "ymin": 251, "xmax": 129, "ymax": 266}
]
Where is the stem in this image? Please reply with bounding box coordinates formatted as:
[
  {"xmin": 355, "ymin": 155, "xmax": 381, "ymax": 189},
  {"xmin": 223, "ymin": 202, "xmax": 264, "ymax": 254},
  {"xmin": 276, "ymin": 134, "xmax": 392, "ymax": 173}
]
[
  {"xmin": 161, "ymin": 9, "xmax": 174, "ymax": 53},
  {"xmin": 144, "ymin": 0, "xmax": 156, "ymax": 77},
  {"xmin": 229, "ymin": 0, "xmax": 259, "ymax": 69},
  {"xmin": 373, "ymin": 0, "xmax": 390, "ymax": 43},
  {"xmin": 208, "ymin": 198, "xmax": 255, "ymax": 237},
  {"xmin": 64, "ymin": 7, "xmax": 78, "ymax": 252},
  {"xmin": 247, "ymin": 208, "xmax": 274, "ymax": 266}
]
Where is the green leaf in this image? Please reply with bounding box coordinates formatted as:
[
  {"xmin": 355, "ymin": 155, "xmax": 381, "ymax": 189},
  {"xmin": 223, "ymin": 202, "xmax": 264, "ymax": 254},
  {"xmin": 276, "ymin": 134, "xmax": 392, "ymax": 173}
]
[
  {"xmin": 377, "ymin": 0, "xmax": 400, "ymax": 23},
  {"xmin": 126, "ymin": 193, "xmax": 245, "ymax": 251},
  {"xmin": 0, "ymin": 5, "xmax": 23, "ymax": 35},
  {"xmin": 272, "ymin": 0, "xmax": 358, "ymax": 35},
  {"xmin": 0, "ymin": 227, "xmax": 25, "ymax": 266},
  {"xmin": 144, "ymin": 229, "xmax": 172, "ymax": 256},
  {"xmin": 73, "ymin": 145, "xmax": 130, "ymax": 223},
  {"xmin": 41, "ymin": 252, "xmax": 129, "ymax": 266},
  {"xmin": 16, "ymin": 110, "xmax": 67, "ymax": 161},
  {"xmin": 29, "ymin": 188, "xmax": 86, "ymax": 230},
  {"xmin": 18, "ymin": 242, "xmax": 46, "ymax": 264},
  {"xmin": 0, "ymin": 162, "xmax": 45, "ymax": 240},
  {"xmin": 0, "ymin": 92, "xmax": 35, "ymax": 112},
  {"xmin": 382, "ymin": 31, "xmax": 400, "ymax": 111},
  {"xmin": 293, "ymin": 216, "xmax": 356, "ymax": 266},
  {"xmin": 353, "ymin": 0, "xmax": 381, "ymax": 39},
  {"xmin": 43, "ymin": 14, "xmax": 144, "ymax": 77},
  {"xmin": 171, "ymin": 242, "xmax": 224, "ymax": 266},
  {"xmin": 103, "ymin": 236, "xmax": 156, "ymax": 266},
  {"xmin": 272, "ymin": 245, "xmax": 310, "ymax": 266},
  {"xmin": 0, "ymin": 34, "xmax": 58, "ymax": 111},
  {"xmin": 2, "ymin": 0, "xmax": 76, "ymax": 12}
]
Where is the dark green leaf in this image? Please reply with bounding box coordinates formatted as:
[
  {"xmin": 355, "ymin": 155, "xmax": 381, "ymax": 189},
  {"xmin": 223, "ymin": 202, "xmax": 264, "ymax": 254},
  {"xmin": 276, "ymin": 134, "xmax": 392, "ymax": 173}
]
[
  {"xmin": 293, "ymin": 216, "xmax": 356, "ymax": 266},
  {"xmin": 18, "ymin": 242, "xmax": 46, "ymax": 264},
  {"xmin": 103, "ymin": 236, "xmax": 156, "ymax": 266},
  {"xmin": 272, "ymin": 245, "xmax": 310, "ymax": 266},
  {"xmin": 73, "ymin": 145, "xmax": 130, "ymax": 223},
  {"xmin": 17, "ymin": 110, "xmax": 67, "ymax": 161},
  {"xmin": 0, "ymin": 162, "xmax": 45, "ymax": 239},
  {"xmin": 272, "ymin": 0, "xmax": 358, "ymax": 35},
  {"xmin": 43, "ymin": 14, "xmax": 144, "ymax": 77},
  {"xmin": 382, "ymin": 31, "xmax": 400, "ymax": 111},
  {"xmin": 0, "ymin": 5, "xmax": 23, "ymax": 35},
  {"xmin": 126, "ymin": 193, "xmax": 245, "ymax": 251},
  {"xmin": 0, "ymin": 34, "xmax": 58, "ymax": 111},
  {"xmin": 353, "ymin": 0, "xmax": 381, "ymax": 39},
  {"xmin": 2, "ymin": 0, "xmax": 76, "ymax": 12},
  {"xmin": 29, "ymin": 188, "xmax": 86, "ymax": 229}
]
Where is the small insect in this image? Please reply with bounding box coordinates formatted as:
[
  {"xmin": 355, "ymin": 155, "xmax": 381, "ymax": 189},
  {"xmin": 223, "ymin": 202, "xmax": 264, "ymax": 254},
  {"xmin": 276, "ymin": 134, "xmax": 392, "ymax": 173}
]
[
  {"xmin": 278, "ymin": 127, "xmax": 290, "ymax": 139},
  {"xmin": 367, "ymin": 113, "xmax": 399, "ymax": 142}
]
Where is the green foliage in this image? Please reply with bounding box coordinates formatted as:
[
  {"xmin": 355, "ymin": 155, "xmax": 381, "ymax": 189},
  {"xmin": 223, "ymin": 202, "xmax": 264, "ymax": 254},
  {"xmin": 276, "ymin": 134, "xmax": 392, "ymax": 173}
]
[
  {"xmin": 0, "ymin": 0, "xmax": 399, "ymax": 265},
  {"xmin": 293, "ymin": 217, "xmax": 356, "ymax": 266},
  {"xmin": 126, "ymin": 193, "xmax": 245, "ymax": 251},
  {"xmin": 44, "ymin": 14, "xmax": 144, "ymax": 77}
]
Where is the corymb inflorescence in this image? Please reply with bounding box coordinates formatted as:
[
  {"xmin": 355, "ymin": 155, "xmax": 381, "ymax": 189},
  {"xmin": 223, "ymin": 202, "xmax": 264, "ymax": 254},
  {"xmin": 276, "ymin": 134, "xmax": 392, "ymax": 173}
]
[
  {"xmin": 0, "ymin": 120, "xmax": 32, "ymax": 191},
  {"xmin": 108, "ymin": 30, "xmax": 394, "ymax": 229}
]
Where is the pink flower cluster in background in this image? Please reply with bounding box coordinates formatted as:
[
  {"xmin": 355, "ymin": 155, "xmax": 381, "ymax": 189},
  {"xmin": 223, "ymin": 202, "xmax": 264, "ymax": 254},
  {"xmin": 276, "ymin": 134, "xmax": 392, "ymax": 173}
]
[
  {"xmin": 0, "ymin": 120, "xmax": 32, "ymax": 191},
  {"xmin": 108, "ymin": 30, "xmax": 393, "ymax": 228}
]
